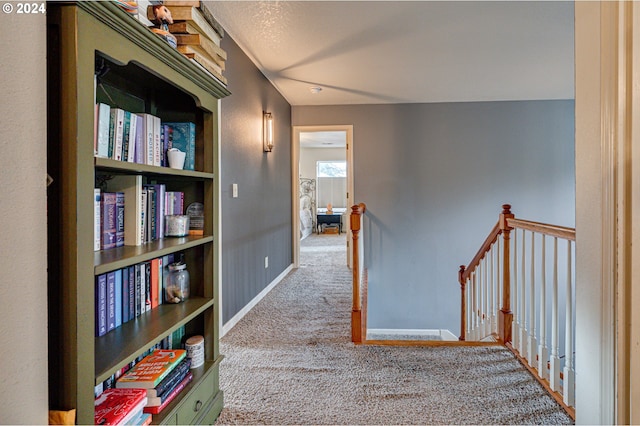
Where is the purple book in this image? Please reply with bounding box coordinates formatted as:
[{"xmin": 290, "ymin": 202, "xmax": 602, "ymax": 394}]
[
  {"xmin": 101, "ymin": 192, "xmax": 117, "ymax": 250},
  {"xmin": 115, "ymin": 192, "xmax": 125, "ymax": 248},
  {"xmin": 95, "ymin": 274, "xmax": 107, "ymax": 337},
  {"xmin": 106, "ymin": 271, "xmax": 116, "ymax": 332}
]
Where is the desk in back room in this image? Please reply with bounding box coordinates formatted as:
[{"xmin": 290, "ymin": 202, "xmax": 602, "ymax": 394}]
[{"xmin": 316, "ymin": 212, "xmax": 343, "ymax": 234}]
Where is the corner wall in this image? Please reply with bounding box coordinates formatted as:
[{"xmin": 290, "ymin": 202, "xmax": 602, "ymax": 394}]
[
  {"xmin": 220, "ymin": 36, "xmax": 292, "ymax": 324},
  {"xmin": 293, "ymin": 101, "xmax": 575, "ymax": 331},
  {"xmin": 0, "ymin": 11, "xmax": 49, "ymax": 424}
]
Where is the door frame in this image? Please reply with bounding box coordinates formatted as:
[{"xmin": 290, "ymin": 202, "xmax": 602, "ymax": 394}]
[{"xmin": 292, "ymin": 125, "xmax": 354, "ymax": 268}]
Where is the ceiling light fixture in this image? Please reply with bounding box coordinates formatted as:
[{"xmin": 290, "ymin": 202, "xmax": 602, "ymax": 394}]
[{"xmin": 310, "ymin": 86, "xmax": 323, "ymax": 94}]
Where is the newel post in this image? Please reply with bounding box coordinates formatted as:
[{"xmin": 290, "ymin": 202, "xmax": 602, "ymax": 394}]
[
  {"xmin": 350, "ymin": 205, "xmax": 362, "ymax": 343},
  {"xmin": 499, "ymin": 204, "xmax": 514, "ymax": 343},
  {"xmin": 458, "ymin": 265, "xmax": 466, "ymax": 341}
]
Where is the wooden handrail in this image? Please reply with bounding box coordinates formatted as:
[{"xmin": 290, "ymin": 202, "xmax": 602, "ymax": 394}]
[
  {"xmin": 459, "ymin": 222, "xmax": 501, "ymax": 283},
  {"xmin": 351, "ymin": 203, "xmax": 366, "ymax": 343},
  {"xmin": 507, "ymin": 218, "xmax": 576, "ymax": 241}
]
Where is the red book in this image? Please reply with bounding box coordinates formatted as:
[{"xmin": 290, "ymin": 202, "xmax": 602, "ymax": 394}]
[
  {"xmin": 143, "ymin": 371, "xmax": 193, "ymax": 415},
  {"xmin": 150, "ymin": 258, "xmax": 159, "ymax": 309},
  {"xmin": 94, "ymin": 388, "xmax": 147, "ymax": 425},
  {"xmin": 116, "ymin": 349, "xmax": 186, "ymax": 389}
]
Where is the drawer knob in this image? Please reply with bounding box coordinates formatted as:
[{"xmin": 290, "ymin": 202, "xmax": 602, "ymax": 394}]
[{"xmin": 194, "ymin": 400, "xmax": 203, "ymax": 412}]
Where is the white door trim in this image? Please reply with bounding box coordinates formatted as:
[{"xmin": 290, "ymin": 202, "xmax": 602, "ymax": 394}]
[{"xmin": 292, "ymin": 125, "xmax": 354, "ymax": 268}]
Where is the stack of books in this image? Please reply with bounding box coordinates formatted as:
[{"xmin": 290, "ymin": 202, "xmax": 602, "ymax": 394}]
[
  {"xmin": 146, "ymin": 0, "xmax": 227, "ymax": 84},
  {"xmin": 116, "ymin": 349, "xmax": 194, "ymax": 416},
  {"xmin": 94, "ymin": 388, "xmax": 151, "ymax": 425}
]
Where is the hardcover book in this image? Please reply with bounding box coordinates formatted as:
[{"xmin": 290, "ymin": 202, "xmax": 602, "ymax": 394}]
[
  {"xmin": 146, "ymin": 358, "xmax": 191, "ymax": 399},
  {"xmin": 95, "ymin": 274, "xmax": 107, "ymax": 337},
  {"xmin": 115, "ymin": 192, "xmax": 125, "ymax": 248},
  {"xmin": 143, "ymin": 372, "xmax": 193, "ymax": 414},
  {"xmin": 128, "ymin": 266, "xmax": 135, "ymax": 322},
  {"xmin": 116, "ymin": 349, "xmax": 187, "ymax": 389},
  {"xmin": 106, "ymin": 271, "xmax": 116, "ymax": 332},
  {"xmin": 94, "ymin": 388, "xmax": 147, "ymax": 426},
  {"xmin": 94, "ymin": 189, "xmax": 101, "ymax": 251},
  {"xmin": 107, "ymin": 175, "xmax": 143, "ymax": 246},
  {"xmin": 96, "ymin": 103, "xmax": 111, "ymax": 158},
  {"xmin": 114, "ymin": 269, "xmax": 122, "ymax": 328},
  {"xmin": 121, "ymin": 111, "xmax": 131, "ymax": 163},
  {"xmin": 122, "ymin": 267, "xmax": 129, "ymax": 325},
  {"xmin": 101, "ymin": 192, "xmax": 118, "ymax": 250},
  {"xmin": 163, "ymin": 122, "xmax": 196, "ymax": 171},
  {"xmin": 126, "ymin": 111, "xmax": 137, "ymax": 163},
  {"xmin": 134, "ymin": 114, "xmax": 144, "ymax": 164},
  {"xmin": 111, "ymin": 108, "xmax": 125, "ymax": 161}
]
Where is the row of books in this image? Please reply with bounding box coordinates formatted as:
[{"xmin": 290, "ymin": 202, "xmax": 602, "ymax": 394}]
[
  {"xmin": 94, "ymin": 178, "xmax": 185, "ymax": 250},
  {"xmin": 95, "ymin": 253, "xmax": 179, "ymax": 337},
  {"xmin": 94, "ymin": 102, "xmax": 196, "ymax": 171},
  {"xmin": 95, "ymin": 337, "xmax": 189, "ymax": 424}
]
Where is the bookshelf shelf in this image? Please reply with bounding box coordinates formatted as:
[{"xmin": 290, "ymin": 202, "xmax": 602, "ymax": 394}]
[
  {"xmin": 95, "ymin": 157, "xmax": 215, "ymax": 180},
  {"xmin": 47, "ymin": 2, "xmax": 229, "ymax": 424},
  {"xmin": 95, "ymin": 297, "xmax": 214, "ymax": 382},
  {"xmin": 94, "ymin": 235, "xmax": 214, "ymax": 274}
]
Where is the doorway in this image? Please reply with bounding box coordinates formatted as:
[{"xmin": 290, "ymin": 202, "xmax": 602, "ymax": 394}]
[{"xmin": 292, "ymin": 125, "xmax": 354, "ymax": 269}]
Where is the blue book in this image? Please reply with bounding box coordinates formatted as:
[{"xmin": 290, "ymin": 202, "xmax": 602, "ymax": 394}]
[
  {"xmin": 114, "ymin": 269, "xmax": 122, "ymax": 328},
  {"xmin": 122, "ymin": 267, "xmax": 129, "ymax": 324},
  {"xmin": 134, "ymin": 264, "xmax": 142, "ymax": 317},
  {"xmin": 128, "ymin": 266, "xmax": 135, "ymax": 321},
  {"xmin": 95, "ymin": 274, "xmax": 107, "ymax": 336},
  {"xmin": 164, "ymin": 122, "xmax": 195, "ymax": 170},
  {"xmin": 107, "ymin": 271, "xmax": 116, "ymax": 332}
]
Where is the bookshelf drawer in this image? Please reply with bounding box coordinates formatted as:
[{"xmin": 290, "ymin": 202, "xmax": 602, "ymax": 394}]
[
  {"xmin": 159, "ymin": 412, "xmax": 177, "ymax": 425},
  {"xmin": 176, "ymin": 367, "xmax": 215, "ymax": 424}
]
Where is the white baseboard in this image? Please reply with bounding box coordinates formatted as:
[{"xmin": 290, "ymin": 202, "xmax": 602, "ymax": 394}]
[
  {"xmin": 367, "ymin": 328, "xmax": 459, "ymax": 341},
  {"xmin": 221, "ymin": 264, "xmax": 294, "ymax": 338}
]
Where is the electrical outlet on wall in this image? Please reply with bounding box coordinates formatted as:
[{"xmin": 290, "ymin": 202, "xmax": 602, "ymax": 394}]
[{"xmin": 264, "ymin": 256, "xmax": 269, "ymax": 268}]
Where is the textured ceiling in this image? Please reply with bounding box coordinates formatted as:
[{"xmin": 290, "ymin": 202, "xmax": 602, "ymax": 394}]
[{"xmin": 207, "ymin": 1, "xmax": 574, "ymax": 106}]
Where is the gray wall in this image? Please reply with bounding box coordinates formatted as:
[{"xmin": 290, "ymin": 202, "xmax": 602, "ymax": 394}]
[
  {"xmin": 220, "ymin": 36, "xmax": 292, "ymax": 324},
  {"xmin": 0, "ymin": 12, "xmax": 49, "ymax": 424},
  {"xmin": 293, "ymin": 101, "xmax": 575, "ymax": 331}
]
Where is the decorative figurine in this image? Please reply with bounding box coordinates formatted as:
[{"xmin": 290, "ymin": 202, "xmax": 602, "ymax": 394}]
[{"xmin": 150, "ymin": 4, "xmax": 177, "ymax": 48}]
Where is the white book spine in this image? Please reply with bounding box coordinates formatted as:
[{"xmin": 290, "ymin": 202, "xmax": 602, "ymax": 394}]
[
  {"xmin": 96, "ymin": 103, "xmax": 111, "ymax": 158},
  {"xmin": 113, "ymin": 108, "xmax": 125, "ymax": 161},
  {"xmin": 145, "ymin": 115, "xmax": 154, "ymax": 166},
  {"xmin": 127, "ymin": 113, "xmax": 137, "ymax": 162},
  {"xmin": 153, "ymin": 115, "xmax": 162, "ymax": 167}
]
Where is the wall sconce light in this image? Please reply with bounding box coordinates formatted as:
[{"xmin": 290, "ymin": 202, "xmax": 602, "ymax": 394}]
[{"xmin": 263, "ymin": 111, "xmax": 274, "ymax": 152}]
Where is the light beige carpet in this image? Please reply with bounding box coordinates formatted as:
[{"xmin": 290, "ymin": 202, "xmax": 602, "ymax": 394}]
[{"xmin": 216, "ymin": 234, "xmax": 573, "ymax": 425}]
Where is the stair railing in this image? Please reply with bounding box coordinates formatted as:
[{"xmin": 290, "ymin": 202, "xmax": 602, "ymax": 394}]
[
  {"xmin": 351, "ymin": 203, "xmax": 367, "ymax": 343},
  {"xmin": 459, "ymin": 204, "xmax": 576, "ymax": 410}
]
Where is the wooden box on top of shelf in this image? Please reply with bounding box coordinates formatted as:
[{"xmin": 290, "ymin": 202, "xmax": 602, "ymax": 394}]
[{"xmin": 46, "ymin": 2, "xmax": 229, "ymax": 424}]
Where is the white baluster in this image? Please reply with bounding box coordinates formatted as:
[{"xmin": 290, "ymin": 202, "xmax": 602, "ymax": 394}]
[
  {"xmin": 550, "ymin": 237, "xmax": 561, "ymax": 392},
  {"xmin": 528, "ymin": 232, "xmax": 537, "ymax": 367},
  {"xmin": 563, "ymin": 241, "xmax": 575, "ymax": 406},
  {"xmin": 520, "ymin": 229, "xmax": 527, "ymax": 358},
  {"xmin": 488, "ymin": 243, "xmax": 498, "ymax": 334},
  {"xmin": 495, "ymin": 237, "xmax": 501, "ymax": 335},
  {"xmin": 484, "ymin": 255, "xmax": 489, "ymax": 337},
  {"xmin": 471, "ymin": 270, "xmax": 477, "ymax": 341},
  {"xmin": 538, "ymin": 235, "xmax": 549, "ymax": 380},
  {"xmin": 512, "ymin": 229, "xmax": 520, "ymax": 350},
  {"xmin": 466, "ymin": 276, "xmax": 472, "ymax": 341}
]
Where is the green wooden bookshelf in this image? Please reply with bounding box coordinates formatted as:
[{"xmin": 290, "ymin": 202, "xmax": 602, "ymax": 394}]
[{"xmin": 47, "ymin": 2, "xmax": 229, "ymax": 424}]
